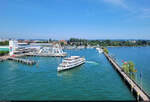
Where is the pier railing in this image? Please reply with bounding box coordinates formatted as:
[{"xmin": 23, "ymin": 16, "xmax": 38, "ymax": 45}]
[
  {"xmin": 104, "ymin": 52, "xmax": 150, "ymax": 101},
  {"xmin": 110, "ymin": 54, "xmax": 150, "ymax": 98}
]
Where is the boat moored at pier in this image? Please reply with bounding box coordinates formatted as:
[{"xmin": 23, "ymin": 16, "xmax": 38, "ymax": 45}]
[
  {"xmin": 96, "ymin": 47, "xmax": 103, "ymax": 53},
  {"xmin": 57, "ymin": 56, "xmax": 86, "ymax": 72}
]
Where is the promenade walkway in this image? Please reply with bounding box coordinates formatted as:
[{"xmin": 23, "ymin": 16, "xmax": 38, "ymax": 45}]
[{"xmin": 104, "ymin": 52, "xmax": 150, "ymax": 101}]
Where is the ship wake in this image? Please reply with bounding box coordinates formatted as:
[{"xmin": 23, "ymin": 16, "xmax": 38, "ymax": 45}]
[{"xmin": 86, "ymin": 61, "xmax": 99, "ymax": 65}]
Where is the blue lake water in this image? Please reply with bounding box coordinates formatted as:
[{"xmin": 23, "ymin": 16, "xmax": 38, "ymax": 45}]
[
  {"xmin": 108, "ymin": 46, "xmax": 150, "ymax": 96},
  {"xmin": 0, "ymin": 48, "xmax": 138, "ymax": 100}
]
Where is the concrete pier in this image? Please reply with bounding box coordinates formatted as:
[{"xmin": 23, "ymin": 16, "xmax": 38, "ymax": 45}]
[
  {"xmin": 0, "ymin": 58, "xmax": 3, "ymax": 62},
  {"xmin": 0, "ymin": 55, "xmax": 10, "ymax": 61},
  {"xmin": 7, "ymin": 57, "xmax": 36, "ymax": 65},
  {"xmin": 104, "ymin": 52, "xmax": 150, "ymax": 101}
]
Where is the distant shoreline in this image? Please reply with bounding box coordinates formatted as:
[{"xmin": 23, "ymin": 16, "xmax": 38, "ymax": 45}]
[{"xmin": 106, "ymin": 45, "xmax": 150, "ymax": 47}]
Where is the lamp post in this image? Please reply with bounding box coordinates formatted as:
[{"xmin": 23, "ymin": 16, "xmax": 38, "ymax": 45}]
[{"xmin": 140, "ymin": 71, "xmax": 142, "ymax": 90}]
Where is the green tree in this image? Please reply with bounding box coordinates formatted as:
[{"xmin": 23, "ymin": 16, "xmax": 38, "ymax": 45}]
[
  {"xmin": 122, "ymin": 62, "xmax": 129, "ymax": 74},
  {"xmin": 105, "ymin": 40, "xmax": 111, "ymax": 46},
  {"xmin": 60, "ymin": 42, "xmax": 65, "ymax": 46},
  {"xmin": 0, "ymin": 41, "xmax": 9, "ymax": 46},
  {"xmin": 128, "ymin": 61, "xmax": 135, "ymax": 73},
  {"xmin": 122, "ymin": 61, "xmax": 137, "ymax": 79},
  {"xmin": 103, "ymin": 47, "xmax": 109, "ymax": 54},
  {"xmin": 0, "ymin": 51, "xmax": 9, "ymax": 56}
]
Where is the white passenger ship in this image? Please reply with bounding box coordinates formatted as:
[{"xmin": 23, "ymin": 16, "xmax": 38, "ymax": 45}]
[{"xmin": 57, "ymin": 56, "xmax": 86, "ymax": 72}]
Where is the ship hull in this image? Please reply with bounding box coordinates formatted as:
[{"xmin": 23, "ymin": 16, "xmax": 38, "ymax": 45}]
[{"xmin": 57, "ymin": 59, "xmax": 85, "ymax": 72}]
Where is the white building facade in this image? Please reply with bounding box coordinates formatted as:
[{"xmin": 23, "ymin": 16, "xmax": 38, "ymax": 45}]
[{"xmin": 9, "ymin": 40, "xmax": 18, "ymax": 56}]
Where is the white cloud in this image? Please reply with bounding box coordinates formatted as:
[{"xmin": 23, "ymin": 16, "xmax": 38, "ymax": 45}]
[
  {"xmin": 141, "ymin": 8, "xmax": 150, "ymax": 18},
  {"xmin": 101, "ymin": 0, "xmax": 150, "ymax": 19},
  {"xmin": 102, "ymin": 0, "xmax": 128, "ymax": 9}
]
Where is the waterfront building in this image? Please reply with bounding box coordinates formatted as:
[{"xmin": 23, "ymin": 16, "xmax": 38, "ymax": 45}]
[
  {"xmin": 9, "ymin": 40, "xmax": 19, "ymax": 56},
  {"xmin": 31, "ymin": 44, "xmax": 67, "ymax": 57},
  {"xmin": 76, "ymin": 46, "xmax": 85, "ymax": 49},
  {"xmin": 64, "ymin": 45, "xmax": 77, "ymax": 50},
  {"xmin": 9, "ymin": 40, "xmax": 34, "ymax": 56},
  {"xmin": 86, "ymin": 45, "xmax": 93, "ymax": 49}
]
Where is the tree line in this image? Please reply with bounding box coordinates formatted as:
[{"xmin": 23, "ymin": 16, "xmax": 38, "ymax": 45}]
[
  {"xmin": 1, "ymin": 38, "xmax": 150, "ymax": 47},
  {"xmin": 0, "ymin": 41, "xmax": 9, "ymax": 46},
  {"xmin": 0, "ymin": 51, "xmax": 9, "ymax": 56},
  {"xmin": 67, "ymin": 38, "xmax": 150, "ymax": 46}
]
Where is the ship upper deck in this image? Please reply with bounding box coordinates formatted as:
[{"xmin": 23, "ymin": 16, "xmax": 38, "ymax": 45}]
[{"xmin": 64, "ymin": 56, "xmax": 80, "ymax": 60}]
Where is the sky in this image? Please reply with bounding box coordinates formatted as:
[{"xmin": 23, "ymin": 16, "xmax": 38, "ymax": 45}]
[{"xmin": 0, "ymin": 0, "xmax": 150, "ymax": 40}]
